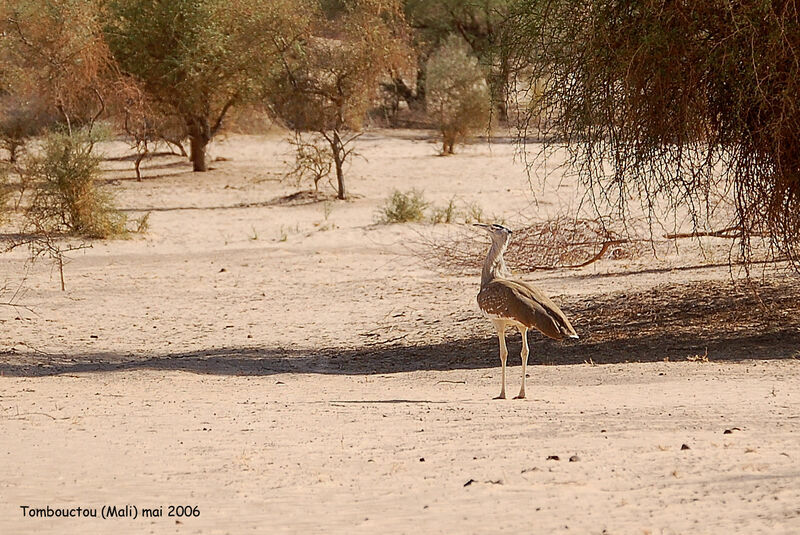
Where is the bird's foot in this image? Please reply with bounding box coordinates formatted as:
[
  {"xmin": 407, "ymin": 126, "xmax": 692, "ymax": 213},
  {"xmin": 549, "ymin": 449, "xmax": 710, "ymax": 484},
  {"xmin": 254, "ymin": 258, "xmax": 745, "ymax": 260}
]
[
  {"xmin": 493, "ymin": 392, "xmax": 506, "ymax": 400},
  {"xmin": 514, "ymin": 392, "xmax": 526, "ymax": 400}
]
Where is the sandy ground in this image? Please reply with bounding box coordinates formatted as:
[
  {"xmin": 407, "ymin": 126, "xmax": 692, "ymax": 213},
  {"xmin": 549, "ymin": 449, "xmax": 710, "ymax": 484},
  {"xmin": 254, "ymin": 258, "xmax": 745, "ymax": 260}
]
[{"xmin": 1, "ymin": 131, "xmax": 799, "ymax": 534}]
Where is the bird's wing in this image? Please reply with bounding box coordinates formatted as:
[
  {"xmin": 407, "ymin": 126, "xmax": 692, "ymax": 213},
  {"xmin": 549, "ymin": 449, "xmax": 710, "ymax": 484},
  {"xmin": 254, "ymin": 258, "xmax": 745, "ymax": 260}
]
[{"xmin": 495, "ymin": 279, "xmax": 578, "ymax": 339}]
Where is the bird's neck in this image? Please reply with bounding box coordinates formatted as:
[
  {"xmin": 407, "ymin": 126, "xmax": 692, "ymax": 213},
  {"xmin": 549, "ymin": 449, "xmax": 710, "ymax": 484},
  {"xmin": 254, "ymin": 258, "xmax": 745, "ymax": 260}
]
[{"xmin": 481, "ymin": 237, "xmax": 510, "ymax": 288}]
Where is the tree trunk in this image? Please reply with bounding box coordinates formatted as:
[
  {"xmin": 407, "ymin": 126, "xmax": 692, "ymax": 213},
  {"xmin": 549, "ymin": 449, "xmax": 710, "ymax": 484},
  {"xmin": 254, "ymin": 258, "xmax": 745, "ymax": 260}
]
[
  {"xmin": 490, "ymin": 53, "xmax": 511, "ymax": 124},
  {"xmin": 163, "ymin": 136, "xmax": 188, "ymax": 157},
  {"xmin": 188, "ymin": 117, "xmax": 211, "ymax": 172},
  {"xmin": 189, "ymin": 133, "xmax": 209, "ymax": 172},
  {"xmin": 415, "ymin": 65, "xmax": 427, "ymax": 110},
  {"xmin": 134, "ymin": 151, "xmax": 145, "ymax": 181},
  {"xmin": 8, "ymin": 142, "xmax": 19, "ymax": 163},
  {"xmin": 442, "ymin": 132, "xmax": 455, "ymax": 155},
  {"xmin": 332, "ymin": 130, "xmax": 346, "ymax": 200},
  {"xmin": 390, "ymin": 65, "xmax": 427, "ymax": 112}
]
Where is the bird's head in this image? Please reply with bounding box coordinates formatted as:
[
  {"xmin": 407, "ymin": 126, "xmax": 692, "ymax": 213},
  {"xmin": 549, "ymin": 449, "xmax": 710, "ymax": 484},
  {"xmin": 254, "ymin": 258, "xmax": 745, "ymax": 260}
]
[{"xmin": 473, "ymin": 223, "xmax": 513, "ymax": 244}]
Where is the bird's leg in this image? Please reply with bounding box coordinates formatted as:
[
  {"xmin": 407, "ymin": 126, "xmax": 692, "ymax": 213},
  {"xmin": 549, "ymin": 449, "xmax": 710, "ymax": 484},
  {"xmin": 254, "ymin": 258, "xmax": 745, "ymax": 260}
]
[
  {"xmin": 515, "ymin": 327, "xmax": 529, "ymax": 399},
  {"xmin": 493, "ymin": 320, "xmax": 507, "ymax": 399}
]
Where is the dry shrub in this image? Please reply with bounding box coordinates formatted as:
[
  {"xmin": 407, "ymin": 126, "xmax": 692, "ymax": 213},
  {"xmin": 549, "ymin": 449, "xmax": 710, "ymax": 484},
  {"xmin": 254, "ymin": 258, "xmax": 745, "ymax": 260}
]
[
  {"xmin": 284, "ymin": 134, "xmax": 333, "ymax": 193},
  {"xmin": 426, "ymin": 34, "xmax": 491, "ymax": 154},
  {"xmin": 510, "ymin": 218, "xmax": 639, "ymax": 269},
  {"xmin": 508, "ymin": 0, "xmax": 800, "ymax": 272},
  {"xmin": 25, "ymin": 129, "xmax": 126, "ymax": 238},
  {"xmin": 421, "ymin": 216, "xmax": 642, "ymax": 274}
]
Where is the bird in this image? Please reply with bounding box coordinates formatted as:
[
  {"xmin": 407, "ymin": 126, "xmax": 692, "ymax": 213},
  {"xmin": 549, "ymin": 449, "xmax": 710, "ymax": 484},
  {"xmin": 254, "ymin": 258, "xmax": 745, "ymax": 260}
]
[{"xmin": 474, "ymin": 223, "xmax": 578, "ymax": 399}]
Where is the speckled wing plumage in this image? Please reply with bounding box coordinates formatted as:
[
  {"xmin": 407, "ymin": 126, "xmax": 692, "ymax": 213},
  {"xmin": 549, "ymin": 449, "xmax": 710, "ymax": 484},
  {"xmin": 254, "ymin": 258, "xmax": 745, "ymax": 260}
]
[{"xmin": 477, "ymin": 278, "xmax": 577, "ymax": 340}]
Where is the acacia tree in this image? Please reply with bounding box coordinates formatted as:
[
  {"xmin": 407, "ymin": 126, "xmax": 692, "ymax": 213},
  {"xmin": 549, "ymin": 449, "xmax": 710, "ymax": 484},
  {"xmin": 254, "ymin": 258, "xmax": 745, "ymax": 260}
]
[
  {"xmin": 509, "ymin": 0, "xmax": 800, "ymax": 270},
  {"xmin": 269, "ymin": 1, "xmax": 408, "ymax": 200},
  {"xmin": 104, "ymin": 0, "xmax": 307, "ymax": 172},
  {"xmin": 426, "ymin": 34, "xmax": 490, "ymax": 154}
]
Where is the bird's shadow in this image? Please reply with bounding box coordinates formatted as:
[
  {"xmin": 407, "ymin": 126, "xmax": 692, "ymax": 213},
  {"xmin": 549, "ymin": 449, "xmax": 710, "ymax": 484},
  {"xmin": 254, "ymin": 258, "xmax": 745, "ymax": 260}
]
[{"xmin": 1, "ymin": 325, "xmax": 797, "ymax": 379}]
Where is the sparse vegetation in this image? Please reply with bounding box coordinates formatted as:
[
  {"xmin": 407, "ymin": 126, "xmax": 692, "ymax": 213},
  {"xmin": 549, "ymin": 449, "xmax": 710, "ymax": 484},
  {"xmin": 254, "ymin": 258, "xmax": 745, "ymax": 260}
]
[
  {"xmin": 463, "ymin": 201, "xmax": 486, "ymax": 224},
  {"xmin": 429, "ymin": 197, "xmax": 458, "ymax": 224},
  {"xmin": 0, "ymin": 0, "xmax": 797, "ymax": 280},
  {"xmin": 379, "ymin": 194, "xmax": 492, "ymax": 226}
]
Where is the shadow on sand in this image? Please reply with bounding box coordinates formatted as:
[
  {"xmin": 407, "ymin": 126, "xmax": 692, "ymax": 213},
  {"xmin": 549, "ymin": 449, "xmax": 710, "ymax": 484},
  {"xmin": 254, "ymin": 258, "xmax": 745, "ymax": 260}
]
[
  {"xmin": 3, "ymin": 276, "xmax": 799, "ymax": 378},
  {"xmin": 0, "ymin": 329, "xmax": 798, "ymax": 379}
]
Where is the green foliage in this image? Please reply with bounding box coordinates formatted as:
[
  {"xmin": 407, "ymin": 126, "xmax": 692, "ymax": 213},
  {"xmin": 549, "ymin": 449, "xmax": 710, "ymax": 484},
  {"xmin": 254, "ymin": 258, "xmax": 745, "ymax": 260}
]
[
  {"xmin": 404, "ymin": 0, "xmax": 510, "ymax": 52},
  {"xmin": 510, "ymin": 0, "xmax": 800, "ymax": 269},
  {"xmin": 378, "ymin": 189, "xmax": 429, "ymax": 223},
  {"xmin": 426, "ymin": 35, "xmax": 490, "ymax": 154},
  {"xmin": 25, "ymin": 129, "xmax": 126, "ymax": 238}
]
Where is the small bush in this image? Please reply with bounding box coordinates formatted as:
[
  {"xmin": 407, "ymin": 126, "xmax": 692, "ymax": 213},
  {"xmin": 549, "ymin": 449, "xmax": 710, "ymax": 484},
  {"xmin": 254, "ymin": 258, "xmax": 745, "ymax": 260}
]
[
  {"xmin": 25, "ymin": 129, "xmax": 126, "ymax": 238},
  {"xmin": 430, "ymin": 198, "xmax": 459, "ymax": 224},
  {"xmin": 133, "ymin": 212, "xmax": 151, "ymax": 234},
  {"xmin": 378, "ymin": 189, "xmax": 429, "ymax": 224},
  {"xmin": 426, "ymin": 35, "xmax": 491, "ymax": 155}
]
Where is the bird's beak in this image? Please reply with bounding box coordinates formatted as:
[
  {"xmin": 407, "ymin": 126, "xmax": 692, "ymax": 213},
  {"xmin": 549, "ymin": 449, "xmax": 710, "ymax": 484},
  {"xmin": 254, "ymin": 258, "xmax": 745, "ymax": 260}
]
[{"xmin": 472, "ymin": 223, "xmax": 490, "ymax": 229}]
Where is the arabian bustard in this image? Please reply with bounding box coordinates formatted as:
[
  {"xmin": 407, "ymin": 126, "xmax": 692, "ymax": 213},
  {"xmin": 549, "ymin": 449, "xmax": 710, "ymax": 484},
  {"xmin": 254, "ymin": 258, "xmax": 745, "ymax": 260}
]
[{"xmin": 475, "ymin": 223, "xmax": 578, "ymax": 399}]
